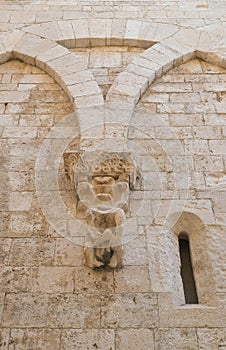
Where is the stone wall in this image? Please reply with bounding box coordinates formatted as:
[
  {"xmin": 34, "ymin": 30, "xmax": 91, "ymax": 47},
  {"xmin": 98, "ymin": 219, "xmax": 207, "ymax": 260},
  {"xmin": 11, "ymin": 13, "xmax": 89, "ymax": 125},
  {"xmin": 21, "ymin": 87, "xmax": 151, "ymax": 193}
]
[{"xmin": 0, "ymin": 1, "xmax": 226, "ymax": 349}]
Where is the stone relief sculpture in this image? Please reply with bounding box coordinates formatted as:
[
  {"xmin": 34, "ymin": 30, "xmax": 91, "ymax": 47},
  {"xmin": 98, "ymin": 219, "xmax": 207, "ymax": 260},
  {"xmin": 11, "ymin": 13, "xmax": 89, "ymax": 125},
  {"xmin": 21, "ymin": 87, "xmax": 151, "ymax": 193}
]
[{"xmin": 64, "ymin": 151, "xmax": 135, "ymax": 269}]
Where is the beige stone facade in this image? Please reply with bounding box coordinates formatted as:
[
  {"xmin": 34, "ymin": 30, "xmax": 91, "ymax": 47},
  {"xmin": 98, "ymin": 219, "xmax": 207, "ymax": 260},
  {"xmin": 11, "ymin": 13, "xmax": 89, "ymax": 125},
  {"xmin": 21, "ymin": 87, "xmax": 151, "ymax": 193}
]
[{"xmin": 0, "ymin": 1, "xmax": 226, "ymax": 349}]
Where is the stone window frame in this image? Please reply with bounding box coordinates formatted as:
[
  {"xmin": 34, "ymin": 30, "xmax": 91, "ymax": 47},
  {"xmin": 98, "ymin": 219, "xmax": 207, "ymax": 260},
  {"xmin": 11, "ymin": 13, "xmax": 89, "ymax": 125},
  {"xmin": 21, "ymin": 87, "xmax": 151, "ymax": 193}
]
[{"xmin": 169, "ymin": 211, "xmax": 217, "ymax": 307}]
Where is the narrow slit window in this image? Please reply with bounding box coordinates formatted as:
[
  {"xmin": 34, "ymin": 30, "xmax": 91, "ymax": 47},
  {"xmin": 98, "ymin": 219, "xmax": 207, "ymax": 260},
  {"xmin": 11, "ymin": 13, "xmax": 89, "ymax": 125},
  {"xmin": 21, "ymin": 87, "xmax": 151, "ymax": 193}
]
[{"xmin": 179, "ymin": 233, "xmax": 199, "ymax": 304}]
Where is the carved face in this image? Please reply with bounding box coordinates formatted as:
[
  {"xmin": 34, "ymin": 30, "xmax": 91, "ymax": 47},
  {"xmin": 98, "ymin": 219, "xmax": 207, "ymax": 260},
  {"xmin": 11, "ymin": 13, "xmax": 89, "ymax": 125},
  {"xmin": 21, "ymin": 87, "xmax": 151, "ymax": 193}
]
[{"xmin": 92, "ymin": 176, "xmax": 115, "ymax": 202}]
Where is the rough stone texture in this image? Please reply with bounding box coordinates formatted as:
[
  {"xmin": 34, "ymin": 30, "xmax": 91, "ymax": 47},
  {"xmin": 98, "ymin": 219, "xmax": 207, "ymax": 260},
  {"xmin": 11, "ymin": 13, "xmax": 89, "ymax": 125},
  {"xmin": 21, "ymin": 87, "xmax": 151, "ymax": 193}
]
[
  {"xmin": 61, "ymin": 329, "xmax": 115, "ymax": 350},
  {"xmin": 116, "ymin": 329, "xmax": 155, "ymax": 350},
  {"xmin": 8, "ymin": 329, "xmax": 61, "ymax": 350},
  {"xmin": 157, "ymin": 328, "xmax": 199, "ymax": 350},
  {"xmin": 0, "ymin": 1, "xmax": 226, "ymax": 349}
]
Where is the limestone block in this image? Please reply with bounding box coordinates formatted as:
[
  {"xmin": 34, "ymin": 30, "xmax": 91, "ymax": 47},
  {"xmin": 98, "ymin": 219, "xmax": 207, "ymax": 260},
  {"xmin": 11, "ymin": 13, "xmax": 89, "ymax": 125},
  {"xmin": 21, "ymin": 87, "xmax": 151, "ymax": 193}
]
[
  {"xmin": 9, "ymin": 329, "xmax": 61, "ymax": 350},
  {"xmin": 169, "ymin": 114, "xmax": 204, "ymax": 127},
  {"xmin": 24, "ymin": 22, "xmax": 62, "ymax": 41},
  {"xmin": 215, "ymin": 95, "xmax": 226, "ymax": 113},
  {"xmin": 191, "ymin": 172, "xmax": 206, "ymax": 190},
  {"xmin": 126, "ymin": 63, "xmax": 156, "ymax": 83},
  {"xmin": 0, "ymin": 212, "xmax": 9, "ymax": 238},
  {"xmin": 116, "ymin": 71, "xmax": 148, "ymax": 92},
  {"xmin": 151, "ymin": 82, "xmax": 193, "ymax": 93},
  {"xmin": 63, "ymin": 70, "xmax": 94, "ymax": 85},
  {"xmin": 124, "ymin": 19, "xmax": 142, "ymax": 46},
  {"xmin": 108, "ymin": 83, "xmax": 141, "ymax": 103},
  {"xmin": 0, "ymin": 293, "xmax": 5, "ymax": 325},
  {"xmin": 170, "ymin": 92, "xmax": 200, "ymax": 103},
  {"xmin": 110, "ymin": 18, "xmax": 126, "ymax": 46},
  {"xmin": 57, "ymin": 20, "xmax": 74, "ymax": 40},
  {"xmin": 184, "ymin": 139, "xmax": 209, "ymax": 155},
  {"xmin": 193, "ymin": 126, "xmax": 223, "ymax": 140},
  {"xmin": 72, "ymin": 92, "xmax": 103, "ymax": 109},
  {"xmin": 173, "ymin": 28, "xmax": 200, "ymax": 49},
  {"xmin": 157, "ymin": 327, "xmax": 198, "ymax": 350},
  {"xmin": 132, "ymin": 56, "xmax": 161, "ymax": 75},
  {"xmin": 152, "ymin": 23, "xmax": 178, "ymax": 41},
  {"xmin": 89, "ymin": 19, "xmax": 107, "ymax": 46},
  {"xmin": 67, "ymin": 80, "xmax": 101, "ymax": 98},
  {"xmin": 153, "ymin": 42, "xmax": 181, "ymax": 61},
  {"xmin": 0, "ymin": 267, "xmax": 31, "ymax": 293},
  {"xmin": 61, "ymin": 329, "xmax": 114, "ymax": 350},
  {"xmin": 138, "ymin": 22, "xmax": 157, "ymax": 42},
  {"xmin": 8, "ymin": 238, "xmax": 55, "ymax": 266},
  {"xmin": 212, "ymin": 190, "xmax": 226, "ymax": 214},
  {"xmin": 47, "ymin": 294, "xmax": 100, "ymax": 328},
  {"xmin": 116, "ymin": 329, "xmax": 154, "ymax": 350},
  {"xmin": 0, "ymin": 328, "xmax": 10, "ymax": 349},
  {"xmin": 193, "ymin": 155, "xmax": 224, "ymax": 172},
  {"xmin": 209, "ymin": 140, "xmax": 226, "ymax": 155},
  {"xmin": 0, "ymin": 90, "xmax": 30, "ymax": 103},
  {"xmin": 71, "ymin": 19, "xmax": 90, "ymax": 47},
  {"xmin": 2, "ymin": 126, "xmax": 37, "ymax": 139},
  {"xmin": 2, "ymin": 293, "xmax": 48, "ymax": 327},
  {"xmin": 0, "ymin": 238, "xmax": 11, "ymax": 265},
  {"xmin": 9, "ymin": 191, "xmax": 33, "ymax": 212},
  {"xmin": 36, "ymin": 44, "xmax": 68, "ymax": 70},
  {"xmin": 73, "ymin": 267, "xmax": 114, "ymax": 295},
  {"xmin": 141, "ymin": 48, "xmax": 174, "ymax": 74},
  {"xmin": 46, "ymin": 52, "xmax": 86, "ymax": 73},
  {"xmin": 114, "ymin": 266, "xmax": 151, "ymax": 293},
  {"xmin": 13, "ymin": 34, "xmax": 56, "ymax": 65},
  {"xmin": 162, "ymin": 36, "xmax": 195, "ymax": 60},
  {"xmin": 197, "ymin": 328, "xmax": 226, "ymax": 350},
  {"xmin": 146, "ymin": 227, "xmax": 175, "ymax": 293},
  {"xmin": 10, "ymin": 11, "xmax": 36, "ymax": 24},
  {"xmin": 31, "ymin": 266, "xmax": 74, "ymax": 293},
  {"xmin": 55, "ymin": 238, "xmax": 83, "ymax": 266},
  {"xmin": 8, "ymin": 170, "xmax": 34, "ymax": 192},
  {"xmin": 101, "ymin": 293, "xmax": 158, "ymax": 328},
  {"xmin": 123, "ymin": 235, "xmax": 147, "ymax": 266},
  {"xmin": 2, "ymin": 30, "xmax": 24, "ymax": 52}
]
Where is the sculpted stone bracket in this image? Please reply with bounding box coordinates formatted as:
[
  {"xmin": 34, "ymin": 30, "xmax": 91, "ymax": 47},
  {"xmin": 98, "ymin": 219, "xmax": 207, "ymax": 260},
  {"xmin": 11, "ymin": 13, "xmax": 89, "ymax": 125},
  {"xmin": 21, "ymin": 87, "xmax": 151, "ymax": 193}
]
[{"xmin": 63, "ymin": 151, "xmax": 136, "ymax": 269}]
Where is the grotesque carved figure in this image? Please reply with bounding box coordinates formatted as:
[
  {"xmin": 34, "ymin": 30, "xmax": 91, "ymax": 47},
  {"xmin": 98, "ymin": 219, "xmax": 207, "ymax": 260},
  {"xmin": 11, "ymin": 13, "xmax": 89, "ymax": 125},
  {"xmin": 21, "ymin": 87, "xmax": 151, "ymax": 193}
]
[
  {"xmin": 64, "ymin": 152, "xmax": 134, "ymax": 269},
  {"xmin": 84, "ymin": 208, "xmax": 125, "ymax": 268}
]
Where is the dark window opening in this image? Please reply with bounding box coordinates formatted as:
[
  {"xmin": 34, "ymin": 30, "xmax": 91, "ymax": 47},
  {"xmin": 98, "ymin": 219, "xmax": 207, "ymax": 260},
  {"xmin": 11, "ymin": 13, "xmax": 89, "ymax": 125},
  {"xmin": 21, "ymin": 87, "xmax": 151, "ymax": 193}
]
[{"xmin": 179, "ymin": 233, "xmax": 199, "ymax": 304}]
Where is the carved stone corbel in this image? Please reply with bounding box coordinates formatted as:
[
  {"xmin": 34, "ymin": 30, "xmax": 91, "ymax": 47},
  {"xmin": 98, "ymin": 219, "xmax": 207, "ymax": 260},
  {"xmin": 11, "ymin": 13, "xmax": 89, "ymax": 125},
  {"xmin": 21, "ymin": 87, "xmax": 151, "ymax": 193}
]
[{"xmin": 63, "ymin": 151, "xmax": 135, "ymax": 269}]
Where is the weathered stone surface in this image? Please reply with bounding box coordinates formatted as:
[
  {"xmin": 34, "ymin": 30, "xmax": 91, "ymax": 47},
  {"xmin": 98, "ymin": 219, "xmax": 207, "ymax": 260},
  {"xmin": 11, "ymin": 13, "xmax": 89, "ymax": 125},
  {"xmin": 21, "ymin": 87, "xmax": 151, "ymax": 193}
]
[
  {"xmin": 0, "ymin": 238, "xmax": 11, "ymax": 265},
  {"xmin": 8, "ymin": 329, "xmax": 60, "ymax": 350},
  {"xmin": 113, "ymin": 266, "xmax": 151, "ymax": 293},
  {"xmin": 157, "ymin": 328, "xmax": 199, "ymax": 350},
  {"xmin": 0, "ymin": 294, "xmax": 5, "ymax": 326},
  {"xmin": 0, "ymin": 267, "xmax": 32, "ymax": 293},
  {"xmin": 116, "ymin": 329, "xmax": 155, "ymax": 350},
  {"xmin": 61, "ymin": 329, "xmax": 115, "ymax": 350},
  {"xmin": 8, "ymin": 239, "xmax": 55, "ymax": 266},
  {"xmin": 47, "ymin": 294, "xmax": 100, "ymax": 328},
  {"xmin": 0, "ymin": 328, "xmax": 10, "ymax": 350},
  {"xmin": 31, "ymin": 267, "xmax": 74, "ymax": 293},
  {"xmin": 74, "ymin": 267, "xmax": 114, "ymax": 295},
  {"xmin": 101, "ymin": 293, "xmax": 158, "ymax": 328},
  {"xmin": 2, "ymin": 294, "xmax": 48, "ymax": 327},
  {"xmin": 54, "ymin": 238, "xmax": 83, "ymax": 266},
  {"xmin": 197, "ymin": 328, "xmax": 226, "ymax": 350}
]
